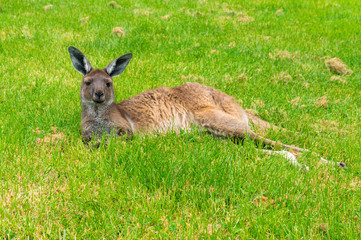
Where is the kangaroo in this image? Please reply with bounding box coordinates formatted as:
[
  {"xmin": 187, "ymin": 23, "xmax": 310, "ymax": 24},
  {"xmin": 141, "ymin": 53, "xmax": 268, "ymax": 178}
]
[{"xmin": 68, "ymin": 46, "xmax": 346, "ymax": 169}]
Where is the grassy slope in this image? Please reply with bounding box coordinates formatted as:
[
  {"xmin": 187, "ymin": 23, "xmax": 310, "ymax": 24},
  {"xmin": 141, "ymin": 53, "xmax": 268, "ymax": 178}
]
[{"xmin": 0, "ymin": 0, "xmax": 361, "ymax": 238}]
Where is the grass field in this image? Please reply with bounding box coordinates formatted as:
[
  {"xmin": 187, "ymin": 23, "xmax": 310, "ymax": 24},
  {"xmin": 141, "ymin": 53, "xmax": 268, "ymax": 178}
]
[{"xmin": 1, "ymin": 0, "xmax": 361, "ymax": 238}]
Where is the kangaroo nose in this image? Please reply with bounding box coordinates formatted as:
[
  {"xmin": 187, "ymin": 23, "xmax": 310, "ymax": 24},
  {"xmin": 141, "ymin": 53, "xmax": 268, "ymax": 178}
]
[{"xmin": 95, "ymin": 91, "xmax": 104, "ymax": 98}]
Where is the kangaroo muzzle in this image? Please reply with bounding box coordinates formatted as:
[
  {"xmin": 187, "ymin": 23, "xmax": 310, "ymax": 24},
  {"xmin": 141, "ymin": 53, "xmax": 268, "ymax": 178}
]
[{"xmin": 93, "ymin": 90, "xmax": 105, "ymax": 103}]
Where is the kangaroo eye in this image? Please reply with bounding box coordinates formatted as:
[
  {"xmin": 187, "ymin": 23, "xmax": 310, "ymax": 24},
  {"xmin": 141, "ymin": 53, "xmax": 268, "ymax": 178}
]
[
  {"xmin": 84, "ymin": 81, "xmax": 91, "ymax": 86},
  {"xmin": 106, "ymin": 82, "xmax": 111, "ymax": 87}
]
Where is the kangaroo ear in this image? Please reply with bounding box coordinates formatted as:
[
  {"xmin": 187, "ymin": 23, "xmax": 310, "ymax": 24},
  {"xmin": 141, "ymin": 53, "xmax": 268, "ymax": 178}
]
[
  {"xmin": 68, "ymin": 46, "xmax": 93, "ymax": 75},
  {"xmin": 104, "ymin": 53, "xmax": 132, "ymax": 77}
]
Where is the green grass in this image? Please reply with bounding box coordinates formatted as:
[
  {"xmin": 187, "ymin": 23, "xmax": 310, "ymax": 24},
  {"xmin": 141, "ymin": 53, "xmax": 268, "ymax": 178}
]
[{"xmin": 1, "ymin": 0, "xmax": 361, "ymax": 238}]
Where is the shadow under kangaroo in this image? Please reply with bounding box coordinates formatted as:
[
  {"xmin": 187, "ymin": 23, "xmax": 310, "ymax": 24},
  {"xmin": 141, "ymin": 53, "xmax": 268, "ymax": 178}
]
[{"xmin": 68, "ymin": 46, "xmax": 346, "ymax": 170}]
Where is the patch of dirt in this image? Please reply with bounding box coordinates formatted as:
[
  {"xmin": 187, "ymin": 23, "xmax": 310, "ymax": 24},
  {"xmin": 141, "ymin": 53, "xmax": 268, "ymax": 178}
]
[{"xmin": 325, "ymin": 57, "xmax": 353, "ymax": 75}]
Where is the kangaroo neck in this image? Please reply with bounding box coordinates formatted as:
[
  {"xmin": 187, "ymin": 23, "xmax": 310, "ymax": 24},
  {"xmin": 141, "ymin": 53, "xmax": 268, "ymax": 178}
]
[{"xmin": 81, "ymin": 100, "xmax": 114, "ymax": 119}]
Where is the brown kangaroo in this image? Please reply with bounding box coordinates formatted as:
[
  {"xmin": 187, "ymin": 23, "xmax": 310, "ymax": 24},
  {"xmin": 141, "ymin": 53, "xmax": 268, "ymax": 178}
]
[{"xmin": 68, "ymin": 46, "xmax": 346, "ymax": 169}]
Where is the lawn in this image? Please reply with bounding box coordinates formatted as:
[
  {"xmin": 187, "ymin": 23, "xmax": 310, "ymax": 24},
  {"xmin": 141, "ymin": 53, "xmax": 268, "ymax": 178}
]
[{"xmin": 1, "ymin": 0, "xmax": 361, "ymax": 238}]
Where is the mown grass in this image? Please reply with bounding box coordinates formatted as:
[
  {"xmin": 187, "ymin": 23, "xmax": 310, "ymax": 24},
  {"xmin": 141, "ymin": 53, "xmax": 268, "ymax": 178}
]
[{"xmin": 1, "ymin": 0, "xmax": 361, "ymax": 238}]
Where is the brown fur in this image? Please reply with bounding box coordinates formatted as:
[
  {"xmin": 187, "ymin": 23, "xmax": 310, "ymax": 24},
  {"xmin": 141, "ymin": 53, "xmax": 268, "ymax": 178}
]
[
  {"xmin": 80, "ymin": 78, "xmax": 302, "ymax": 152},
  {"xmin": 68, "ymin": 46, "xmax": 346, "ymax": 168}
]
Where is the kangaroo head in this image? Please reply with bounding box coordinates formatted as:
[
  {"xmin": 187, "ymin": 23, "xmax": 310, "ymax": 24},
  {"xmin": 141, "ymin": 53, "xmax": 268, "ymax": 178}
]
[{"xmin": 68, "ymin": 46, "xmax": 132, "ymax": 105}]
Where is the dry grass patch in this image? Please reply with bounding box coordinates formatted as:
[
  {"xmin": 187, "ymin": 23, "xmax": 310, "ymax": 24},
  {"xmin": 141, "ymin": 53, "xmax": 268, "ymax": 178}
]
[
  {"xmin": 330, "ymin": 75, "xmax": 347, "ymax": 84},
  {"xmin": 36, "ymin": 127, "xmax": 65, "ymax": 146},
  {"xmin": 275, "ymin": 9, "xmax": 284, "ymax": 16},
  {"xmin": 229, "ymin": 10, "xmax": 254, "ymax": 22},
  {"xmin": 312, "ymin": 119, "xmax": 348, "ymax": 136},
  {"xmin": 80, "ymin": 16, "xmax": 89, "ymax": 23},
  {"xmin": 21, "ymin": 26, "xmax": 33, "ymax": 39},
  {"xmin": 317, "ymin": 223, "xmax": 329, "ymax": 233},
  {"xmin": 313, "ymin": 119, "xmax": 339, "ymax": 131},
  {"xmin": 228, "ymin": 41, "xmax": 236, "ymax": 48},
  {"xmin": 207, "ymin": 223, "xmax": 222, "ymax": 236},
  {"xmin": 161, "ymin": 14, "xmax": 170, "ymax": 20},
  {"xmin": 238, "ymin": 73, "xmax": 248, "ymax": 81},
  {"xmin": 252, "ymin": 99, "xmax": 265, "ymax": 108},
  {"xmin": 273, "ymin": 72, "xmax": 292, "ymax": 83},
  {"xmin": 253, "ymin": 195, "xmax": 274, "ymax": 207},
  {"xmin": 182, "ymin": 8, "xmax": 206, "ymax": 17},
  {"xmin": 219, "ymin": 8, "xmax": 254, "ymax": 23},
  {"xmin": 0, "ymin": 31, "xmax": 6, "ymax": 40},
  {"xmin": 245, "ymin": 108, "xmax": 258, "ymax": 116},
  {"xmin": 325, "ymin": 57, "xmax": 353, "ymax": 75},
  {"xmin": 289, "ymin": 97, "xmax": 301, "ymax": 106},
  {"xmin": 107, "ymin": 1, "xmax": 122, "ymax": 8},
  {"xmin": 80, "ymin": 17, "xmax": 89, "ymax": 26},
  {"xmin": 269, "ymin": 50, "xmax": 297, "ymax": 60},
  {"xmin": 315, "ymin": 96, "xmax": 328, "ymax": 108},
  {"xmin": 237, "ymin": 15, "xmax": 254, "ymax": 23},
  {"xmin": 303, "ymin": 82, "xmax": 310, "ymax": 88},
  {"xmin": 223, "ymin": 9, "xmax": 243, "ymax": 16},
  {"xmin": 112, "ymin": 27, "xmax": 125, "ymax": 38},
  {"xmin": 349, "ymin": 177, "xmax": 361, "ymax": 190},
  {"xmin": 43, "ymin": 4, "xmax": 53, "ymax": 11},
  {"xmin": 222, "ymin": 73, "xmax": 235, "ymax": 83},
  {"xmin": 133, "ymin": 9, "xmax": 151, "ymax": 16},
  {"xmin": 181, "ymin": 74, "xmax": 207, "ymax": 83}
]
